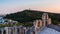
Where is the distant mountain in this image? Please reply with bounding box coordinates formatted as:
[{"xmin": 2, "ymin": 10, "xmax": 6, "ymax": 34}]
[{"xmin": 4, "ymin": 10, "xmax": 60, "ymax": 26}]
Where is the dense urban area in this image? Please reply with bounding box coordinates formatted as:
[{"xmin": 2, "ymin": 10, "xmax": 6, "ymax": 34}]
[{"xmin": 0, "ymin": 10, "xmax": 60, "ymax": 34}]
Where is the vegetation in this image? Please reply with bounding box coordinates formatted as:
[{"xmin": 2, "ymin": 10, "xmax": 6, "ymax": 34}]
[
  {"xmin": 3, "ymin": 23, "xmax": 12, "ymax": 27},
  {"xmin": 0, "ymin": 22, "xmax": 23, "ymax": 27},
  {"xmin": 4, "ymin": 10, "xmax": 60, "ymax": 26},
  {"xmin": 0, "ymin": 24, "xmax": 3, "ymax": 28},
  {"xmin": 14, "ymin": 22, "xmax": 23, "ymax": 26}
]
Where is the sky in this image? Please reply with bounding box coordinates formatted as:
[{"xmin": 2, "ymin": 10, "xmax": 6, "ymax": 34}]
[{"xmin": 0, "ymin": 0, "xmax": 60, "ymax": 15}]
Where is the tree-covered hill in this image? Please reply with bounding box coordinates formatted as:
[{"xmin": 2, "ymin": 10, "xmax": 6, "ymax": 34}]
[{"xmin": 4, "ymin": 10, "xmax": 60, "ymax": 26}]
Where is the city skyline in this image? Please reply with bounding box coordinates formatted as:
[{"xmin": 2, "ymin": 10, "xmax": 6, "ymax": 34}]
[{"xmin": 0, "ymin": 0, "xmax": 60, "ymax": 15}]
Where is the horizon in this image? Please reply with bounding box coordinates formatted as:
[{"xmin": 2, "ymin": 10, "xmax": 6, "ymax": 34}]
[
  {"xmin": 0, "ymin": 0, "xmax": 60, "ymax": 15},
  {"xmin": 0, "ymin": 9, "xmax": 60, "ymax": 16}
]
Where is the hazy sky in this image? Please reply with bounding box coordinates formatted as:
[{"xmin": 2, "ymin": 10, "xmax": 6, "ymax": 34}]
[{"xmin": 0, "ymin": 0, "xmax": 60, "ymax": 15}]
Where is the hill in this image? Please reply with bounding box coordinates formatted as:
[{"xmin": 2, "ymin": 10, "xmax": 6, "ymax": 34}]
[{"xmin": 4, "ymin": 10, "xmax": 60, "ymax": 26}]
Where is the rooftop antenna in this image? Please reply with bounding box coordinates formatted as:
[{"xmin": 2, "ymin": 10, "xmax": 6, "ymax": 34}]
[{"xmin": 29, "ymin": 8, "xmax": 31, "ymax": 10}]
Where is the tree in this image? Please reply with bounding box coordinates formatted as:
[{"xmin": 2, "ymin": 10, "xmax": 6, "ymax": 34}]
[
  {"xmin": 4, "ymin": 23, "xmax": 12, "ymax": 27},
  {"xmin": 0, "ymin": 24, "xmax": 3, "ymax": 28},
  {"xmin": 14, "ymin": 22, "xmax": 23, "ymax": 26}
]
